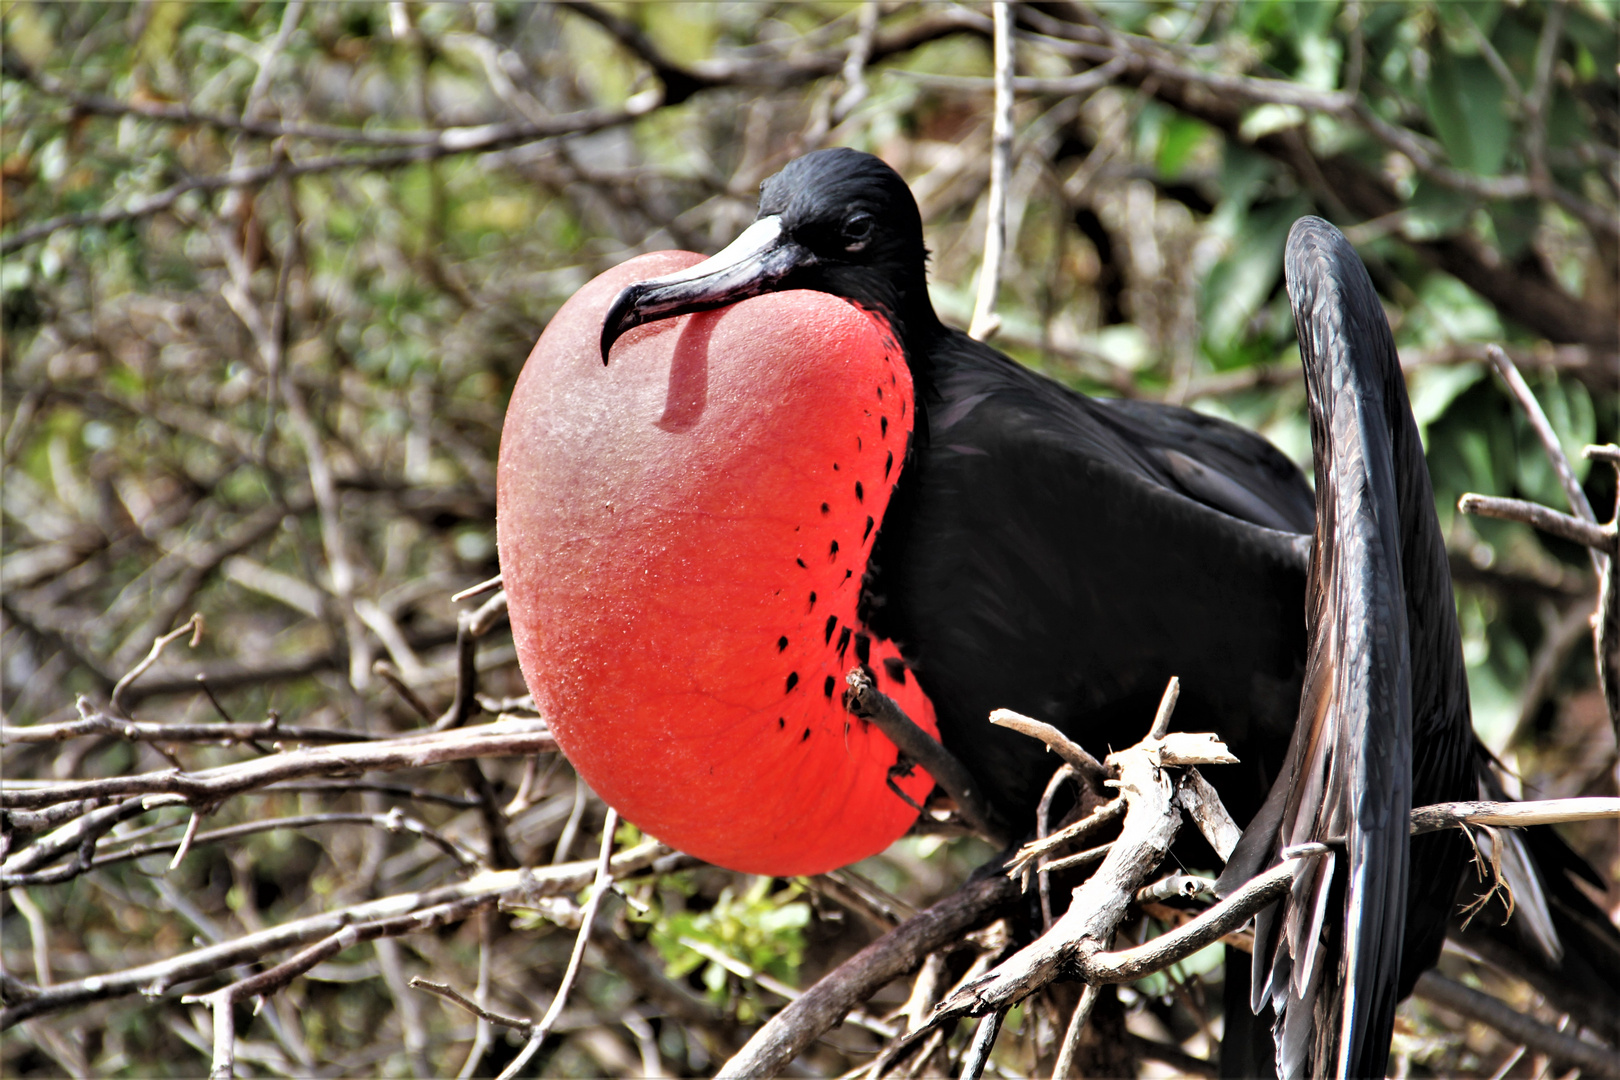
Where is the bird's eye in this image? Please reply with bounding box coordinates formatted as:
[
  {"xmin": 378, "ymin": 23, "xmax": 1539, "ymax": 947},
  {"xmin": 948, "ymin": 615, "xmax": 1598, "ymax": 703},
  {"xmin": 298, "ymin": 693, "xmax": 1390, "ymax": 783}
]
[{"xmin": 842, "ymin": 213, "xmax": 874, "ymax": 252}]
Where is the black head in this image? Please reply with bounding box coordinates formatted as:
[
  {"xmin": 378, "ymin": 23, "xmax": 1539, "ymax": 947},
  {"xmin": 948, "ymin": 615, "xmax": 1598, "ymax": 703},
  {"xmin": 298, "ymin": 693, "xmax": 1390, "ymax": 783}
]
[{"xmin": 600, "ymin": 148, "xmax": 940, "ymax": 363}]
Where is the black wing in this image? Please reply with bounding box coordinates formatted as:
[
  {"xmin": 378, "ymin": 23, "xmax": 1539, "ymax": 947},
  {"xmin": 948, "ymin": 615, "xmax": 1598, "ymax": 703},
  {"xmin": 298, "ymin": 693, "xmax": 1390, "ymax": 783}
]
[{"xmin": 1222, "ymin": 217, "xmax": 1478, "ymax": 1078}]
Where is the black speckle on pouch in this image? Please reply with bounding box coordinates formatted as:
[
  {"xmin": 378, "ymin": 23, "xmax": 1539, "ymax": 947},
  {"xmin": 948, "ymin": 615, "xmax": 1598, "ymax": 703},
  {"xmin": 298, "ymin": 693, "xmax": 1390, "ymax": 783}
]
[
  {"xmin": 880, "ymin": 417, "xmax": 888, "ymax": 437},
  {"xmin": 854, "ymin": 633, "xmax": 871, "ymax": 665},
  {"xmin": 821, "ymin": 502, "xmax": 830, "ymax": 515},
  {"xmin": 877, "ymin": 386, "xmax": 883, "ymax": 401},
  {"xmin": 863, "ymin": 516, "xmax": 874, "ymax": 541},
  {"xmin": 824, "ymin": 614, "xmax": 838, "ymax": 644},
  {"xmin": 785, "ymin": 672, "xmax": 799, "ymax": 693},
  {"xmin": 796, "ymin": 557, "xmax": 807, "ymax": 568},
  {"xmin": 836, "ymin": 626, "xmax": 852, "ymax": 659},
  {"xmin": 855, "ymin": 481, "xmax": 864, "ymax": 502},
  {"xmin": 883, "ymin": 657, "xmax": 907, "ymax": 685},
  {"xmin": 823, "ymin": 675, "xmax": 835, "ymax": 698},
  {"xmin": 884, "ymin": 451, "xmax": 893, "ymax": 479},
  {"xmin": 833, "ymin": 462, "xmax": 840, "ymax": 471},
  {"xmin": 829, "ymin": 539, "xmax": 839, "ymax": 560},
  {"xmin": 857, "ymin": 436, "xmax": 863, "ymax": 451},
  {"xmin": 843, "ymin": 569, "xmax": 852, "ymax": 582},
  {"xmin": 778, "ymin": 717, "xmax": 786, "ymax": 729},
  {"xmin": 808, "ymin": 591, "xmax": 817, "ymax": 611},
  {"xmin": 777, "ymin": 636, "xmax": 788, "ymax": 652},
  {"xmin": 801, "ymin": 728, "xmax": 811, "ymax": 742}
]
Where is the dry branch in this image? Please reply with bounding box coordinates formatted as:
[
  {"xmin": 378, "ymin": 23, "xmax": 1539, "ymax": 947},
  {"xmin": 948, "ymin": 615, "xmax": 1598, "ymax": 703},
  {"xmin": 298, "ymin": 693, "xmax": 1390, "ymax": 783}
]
[
  {"xmin": 1, "ymin": 705, "xmax": 375, "ymax": 746},
  {"xmin": 1416, "ymin": 971, "xmax": 1620, "ymax": 1080},
  {"xmin": 934, "ymin": 732, "xmax": 1237, "ymax": 1021},
  {"xmin": 1459, "ymin": 494, "xmax": 1615, "ymax": 553},
  {"xmin": 1409, "ymin": 797, "xmax": 1620, "ymax": 833},
  {"xmin": 988, "ymin": 709, "xmax": 1107, "ymax": 782},
  {"xmin": 497, "ymin": 809, "xmax": 620, "ymax": 1080},
  {"xmin": 0, "ymin": 841, "xmax": 688, "ymax": 1027},
  {"xmin": 843, "ymin": 667, "xmax": 1003, "ymax": 842},
  {"xmin": 0, "ymin": 718, "xmax": 556, "ymax": 811},
  {"xmin": 715, "ymin": 868, "xmax": 1021, "ymax": 1079}
]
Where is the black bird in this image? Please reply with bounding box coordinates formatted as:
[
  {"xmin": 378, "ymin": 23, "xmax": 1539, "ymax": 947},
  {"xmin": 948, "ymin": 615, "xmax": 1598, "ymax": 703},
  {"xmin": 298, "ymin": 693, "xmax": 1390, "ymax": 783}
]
[
  {"xmin": 593, "ymin": 150, "xmax": 1619, "ymax": 1071},
  {"xmin": 602, "ymin": 147, "xmax": 1315, "ymax": 838}
]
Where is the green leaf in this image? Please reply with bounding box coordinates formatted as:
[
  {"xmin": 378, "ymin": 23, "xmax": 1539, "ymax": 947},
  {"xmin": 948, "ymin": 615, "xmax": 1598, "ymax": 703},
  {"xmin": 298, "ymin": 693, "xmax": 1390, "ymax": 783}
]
[
  {"xmin": 1404, "ymin": 272, "xmax": 1503, "ymax": 346},
  {"xmin": 1408, "ymin": 362, "xmax": 1486, "ymax": 450},
  {"xmin": 1201, "ymin": 196, "xmax": 1307, "ymax": 360},
  {"xmin": 647, "ymin": 877, "xmax": 811, "ymax": 1013},
  {"xmin": 1156, "ymin": 115, "xmax": 1214, "ymax": 179},
  {"xmin": 1403, "ymin": 177, "xmax": 1473, "ymax": 240},
  {"xmin": 1486, "ymin": 199, "xmax": 1539, "ymax": 260},
  {"xmin": 1424, "ymin": 50, "xmax": 1510, "ymax": 175}
]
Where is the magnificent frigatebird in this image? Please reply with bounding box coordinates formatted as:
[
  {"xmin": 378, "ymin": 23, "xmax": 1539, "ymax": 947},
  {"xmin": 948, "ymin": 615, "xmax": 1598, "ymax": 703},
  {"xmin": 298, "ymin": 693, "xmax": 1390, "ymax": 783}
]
[
  {"xmin": 498, "ymin": 148, "xmax": 1618, "ymax": 1070},
  {"xmin": 591, "ymin": 147, "xmax": 1315, "ymax": 834}
]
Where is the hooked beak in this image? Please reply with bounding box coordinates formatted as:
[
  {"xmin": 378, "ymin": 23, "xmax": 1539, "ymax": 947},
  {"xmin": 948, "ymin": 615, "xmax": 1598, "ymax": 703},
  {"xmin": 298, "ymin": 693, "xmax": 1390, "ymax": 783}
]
[{"xmin": 599, "ymin": 216, "xmax": 812, "ymax": 363}]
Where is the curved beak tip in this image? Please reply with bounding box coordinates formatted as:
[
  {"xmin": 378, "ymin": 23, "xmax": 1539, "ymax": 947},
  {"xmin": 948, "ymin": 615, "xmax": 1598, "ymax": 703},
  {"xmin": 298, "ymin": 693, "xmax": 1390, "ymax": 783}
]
[{"xmin": 599, "ymin": 284, "xmax": 641, "ymax": 366}]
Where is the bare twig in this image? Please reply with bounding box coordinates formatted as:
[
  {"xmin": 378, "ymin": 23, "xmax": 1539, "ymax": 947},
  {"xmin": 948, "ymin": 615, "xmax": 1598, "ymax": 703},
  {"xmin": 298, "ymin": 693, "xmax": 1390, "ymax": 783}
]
[
  {"xmin": 109, "ymin": 616, "xmax": 203, "ymax": 718},
  {"xmin": 934, "ymin": 739, "xmax": 1214, "ymax": 1019},
  {"xmin": 457, "ymin": 910, "xmax": 497, "ymax": 1078},
  {"xmin": 1408, "ymin": 797, "xmax": 1620, "ymax": 834},
  {"xmin": 1148, "ymin": 676, "xmax": 1179, "ymax": 739},
  {"xmin": 79, "ymin": 810, "xmax": 482, "ymax": 875},
  {"xmin": 1051, "ymin": 983, "xmax": 1099, "ymax": 1080},
  {"xmin": 715, "ymin": 867, "xmax": 1020, "ymax": 1079},
  {"xmin": 3, "ymin": 794, "xmax": 187, "ymax": 882},
  {"xmin": 1508, "ymin": 600, "xmax": 1600, "ymax": 748},
  {"xmin": 450, "ymin": 575, "xmax": 504, "ymax": 603},
  {"xmin": 1485, "ymin": 346, "xmax": 1607, "ymax": 575},
  {"xmin": 1, "ymin": 703, "xmax": 373, "ymax": 746},
  {"xmin": 437, "ymin": 591, "xmax": 508, "ymax": 730},
  {"xmin": 496, "ymin": 808, "xmax": 619, "ymax": 1080},
  {"xmin": 843, "ymin": 668, "xmax": 1003, "ymax": 842},
  {"xmin": 968, "ymin": 0, "xmax": 1015, "ymax": 342},
  {"xmin": 959, "ymin": 1007, "xmax": 1007, "ymax": 1080},
  {"xmin": 1, "ymin": 840, "xmax": 683, "ymax": 1026},
  {"xmin": 1036, "ymin": 765, "xmax": 1077, "ymax": 930},
  {"xmin": 1007, "ymin": 797, "xmax": 1126, "ymax": 878},
  {"xmin": 409, "ymin": 976, "xmax": 533, "ymax": 1036},
  {"xmin": 987, "ymin": 709, "xmax": 1107, "ymax": 782},
  {"xmin": 1175, "ymin": 768, "xmax": 1241, "ymax": 861},
  {"xmin": 831, "ymin": 1, "xmax": 881, "ymax": 122},
  {"xmin": 1458, "ymin": 494, "xmax": 1614, "ymax": 553},
  {"xmin": 0, "ymin": 105, "xmax": 659, "ymax": 257},
  {"xmin": 0, "ymin": 717, "xmax": 557, "ymax": 810},
  {"xmin": 678, "ymin": 934, "xmax": 895, "ymax": 1039}
]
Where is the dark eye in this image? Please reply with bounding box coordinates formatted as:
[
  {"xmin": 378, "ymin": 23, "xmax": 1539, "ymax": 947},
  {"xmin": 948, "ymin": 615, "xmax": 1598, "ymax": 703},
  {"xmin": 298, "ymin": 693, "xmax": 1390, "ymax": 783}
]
[{"xmin": 842, "ymin": 212, "xmax": 874, "ymax": 252}]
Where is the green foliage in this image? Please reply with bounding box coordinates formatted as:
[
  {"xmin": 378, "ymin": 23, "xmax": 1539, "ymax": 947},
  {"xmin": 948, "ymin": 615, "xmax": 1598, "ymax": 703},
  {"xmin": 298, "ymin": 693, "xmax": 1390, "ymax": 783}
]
[{"xmin": 643, "ymin": 876, "xmax": 811, "ymax": 1020}]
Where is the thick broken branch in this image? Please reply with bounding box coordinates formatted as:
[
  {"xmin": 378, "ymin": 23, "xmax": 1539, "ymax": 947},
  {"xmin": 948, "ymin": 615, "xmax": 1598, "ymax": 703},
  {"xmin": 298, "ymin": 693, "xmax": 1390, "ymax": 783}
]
[{"xmin": 714, "ymin": 866, "xmax": 1020, "ymax": 1078}]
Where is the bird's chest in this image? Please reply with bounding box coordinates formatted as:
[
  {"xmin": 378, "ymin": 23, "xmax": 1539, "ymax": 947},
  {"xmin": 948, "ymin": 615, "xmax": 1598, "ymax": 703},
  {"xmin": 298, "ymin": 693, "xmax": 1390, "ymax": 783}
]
[{"xmin": 498, "ymin": 253, "xmax": 937, "ymax": 874}]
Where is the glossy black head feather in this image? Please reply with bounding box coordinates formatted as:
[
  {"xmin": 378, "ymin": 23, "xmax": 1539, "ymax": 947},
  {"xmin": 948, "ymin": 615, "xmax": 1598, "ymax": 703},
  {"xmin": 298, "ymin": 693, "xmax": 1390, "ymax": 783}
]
[
  {"xmin": 754, "ymin": 149, "xmax": 937, "ymax": 336},
  {"xmin": 600, "ymin": 149, "xmax": 942, "ymax": 363}
]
